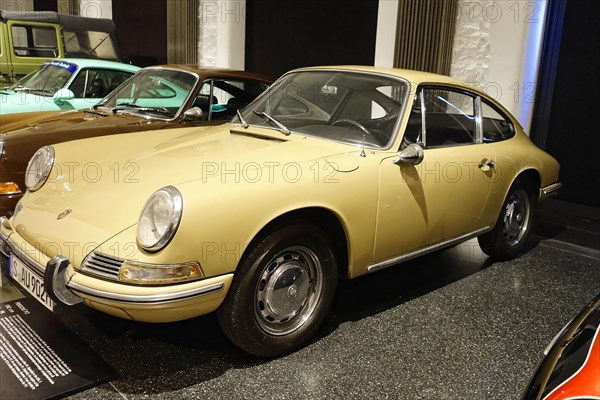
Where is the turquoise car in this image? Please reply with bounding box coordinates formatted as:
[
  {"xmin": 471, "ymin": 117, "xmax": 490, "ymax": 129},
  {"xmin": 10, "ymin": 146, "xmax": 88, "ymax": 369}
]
[{"xmin": 0, "ymin": 58, "xmax": 139, "ymax": 114}]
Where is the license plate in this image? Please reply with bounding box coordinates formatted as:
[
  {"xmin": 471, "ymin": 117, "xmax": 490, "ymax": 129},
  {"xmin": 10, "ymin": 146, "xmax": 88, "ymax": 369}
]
[{"xmin": 9, "ymin": 255, "xmax": 54, "ymax": 311}]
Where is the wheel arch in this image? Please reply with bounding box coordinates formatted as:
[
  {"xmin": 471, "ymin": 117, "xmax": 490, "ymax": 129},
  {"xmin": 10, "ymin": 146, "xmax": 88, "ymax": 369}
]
[
  {"xmin": 240, "ymin": 207, "xmax": 350, "ymax": 279},
  {"xmin": 512, "ymin": 168, "xmax": 541, "ymax": 196}
]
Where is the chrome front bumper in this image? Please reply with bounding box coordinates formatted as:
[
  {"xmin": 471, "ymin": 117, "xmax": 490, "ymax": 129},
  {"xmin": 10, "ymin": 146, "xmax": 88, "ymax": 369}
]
[{"xmin": 0, "ymin": 216, "xmax": 230, "ymax": 320}]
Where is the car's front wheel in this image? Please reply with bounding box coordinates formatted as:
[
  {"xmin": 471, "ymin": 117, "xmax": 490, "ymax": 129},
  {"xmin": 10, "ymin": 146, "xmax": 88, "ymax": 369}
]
[
  {"xmin": 217, "ymin": 223, "xmax": 338, "ymax": 357},
  {"xmin": 478, "ymin": 179, "xmax": 536, "ymax": 260}
]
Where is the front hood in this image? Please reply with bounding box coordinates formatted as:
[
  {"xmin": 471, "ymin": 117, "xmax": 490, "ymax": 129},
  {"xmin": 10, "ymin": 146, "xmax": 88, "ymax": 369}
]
[
  {"xmin": 0, "ymin": 91, "xmax": 51, "ymax": 113},
  {"xmin": 2, "ymin": 110, "xmax": 152, "ymax": 138},
  {"xmin": 13, "ymin": 124, "xmax": 355, "ymax": 258},
  {"xmin": 0, "ymin": 110, "xmax": 64, "ymax": 132}
]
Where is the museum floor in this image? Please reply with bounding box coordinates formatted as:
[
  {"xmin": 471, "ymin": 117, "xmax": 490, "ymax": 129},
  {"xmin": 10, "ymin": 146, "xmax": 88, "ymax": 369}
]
[{"xmin": 2, "ymin": 202, "xmax": 599, "ymax": 400}]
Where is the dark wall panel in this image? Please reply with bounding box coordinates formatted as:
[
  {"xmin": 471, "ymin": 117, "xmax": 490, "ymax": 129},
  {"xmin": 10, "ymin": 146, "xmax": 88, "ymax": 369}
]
[
  {"xmin": 34, "ymin": 0, "xmax": 58, "ymax": 11},
  {"xmin": 112, "ymin": 0, "xmax": 167, "ymax": 66},
  {"xmin": 246, "ymin": 0, "xmax": 379, "ymax": 80},
  {"xmin": 538, "ymin": 0, "xmax": 600, "ymax": 208}
]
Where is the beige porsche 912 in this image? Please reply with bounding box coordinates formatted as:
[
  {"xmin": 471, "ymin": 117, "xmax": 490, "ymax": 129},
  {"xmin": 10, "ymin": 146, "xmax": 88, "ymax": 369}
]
[{"xmin": 0, "ymin": 66, "xmax": 560, "ymax": 357}]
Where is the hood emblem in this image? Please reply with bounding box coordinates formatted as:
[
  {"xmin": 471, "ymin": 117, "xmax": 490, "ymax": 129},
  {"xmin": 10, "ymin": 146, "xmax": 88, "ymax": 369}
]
[{"xmin": 57, "ymin": 209, "xmax": 73, "ymax": 220}]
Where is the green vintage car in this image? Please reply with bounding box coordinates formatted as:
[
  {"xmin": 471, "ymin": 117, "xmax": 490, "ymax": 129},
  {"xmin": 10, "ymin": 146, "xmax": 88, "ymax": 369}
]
[
  {"xmin": 0, "ymin": 11, "xmax": 121, "ymax": 86},
  {"xmin": 0, "ymin": 58, "xmax": 139, "ymax": 114}
]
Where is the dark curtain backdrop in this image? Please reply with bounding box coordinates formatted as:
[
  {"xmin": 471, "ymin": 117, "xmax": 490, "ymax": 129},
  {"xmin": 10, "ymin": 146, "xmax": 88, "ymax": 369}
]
[{"xmin": 245, "ymin": 0, "xmax": 379, "ymax": 80}]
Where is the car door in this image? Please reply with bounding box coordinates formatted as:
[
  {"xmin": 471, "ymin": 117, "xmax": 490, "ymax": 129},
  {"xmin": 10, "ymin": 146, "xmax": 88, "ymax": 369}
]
[{"xmin": 373, "ymin": 86, "xmax": 497, "ymax": 265}]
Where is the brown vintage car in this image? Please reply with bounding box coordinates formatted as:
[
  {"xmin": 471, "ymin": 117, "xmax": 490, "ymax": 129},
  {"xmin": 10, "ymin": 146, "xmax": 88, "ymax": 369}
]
[{"xmin": 0, "ymin": 65, "xmax": 272, "ymax": 215}]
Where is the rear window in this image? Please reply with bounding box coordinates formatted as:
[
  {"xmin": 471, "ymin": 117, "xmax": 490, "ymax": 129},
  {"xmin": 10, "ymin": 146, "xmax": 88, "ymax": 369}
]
[{"xmin": 63, "ymin": 30, "xmax": 118, "ymax": 60}]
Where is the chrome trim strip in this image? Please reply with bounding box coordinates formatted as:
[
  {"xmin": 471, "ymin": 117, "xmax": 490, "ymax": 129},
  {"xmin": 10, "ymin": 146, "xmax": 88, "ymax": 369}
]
[
  {"xmin": 419, "ymin": 89, "xmax": 427, "ymax": 147},
  {"xmin": 539, "ymin": 182, "xmax": 562, "ymax": 202},
  {"xmin": 475, "ymin": 96, "xmax": 483, "ymax": 144},
  {"xmin": 66, "ymin": 280, "xmax": 225, "ymax": 304},
  {"xmin": 367, "ymin": 227, "xmax": 491, "ymax": 272}
]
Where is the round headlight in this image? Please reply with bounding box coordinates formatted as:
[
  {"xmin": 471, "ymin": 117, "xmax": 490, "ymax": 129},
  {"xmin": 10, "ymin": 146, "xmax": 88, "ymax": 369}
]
[
  {"xmin": 25, "ymin": 146, "xmax": 55, "ymax": 192},
  {"xmin": 137, "ymin": 186, "xmax": 183, "ymax": 252}
]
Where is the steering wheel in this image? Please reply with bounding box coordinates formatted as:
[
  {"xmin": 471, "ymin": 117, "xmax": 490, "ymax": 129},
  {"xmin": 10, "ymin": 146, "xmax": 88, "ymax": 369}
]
[{"xmin": 332, "ymin": 119, "xmax": 372, "ymax": 136}]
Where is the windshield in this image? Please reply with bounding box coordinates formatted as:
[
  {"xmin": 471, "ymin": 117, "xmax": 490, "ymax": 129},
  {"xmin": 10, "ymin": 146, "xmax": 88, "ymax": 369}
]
[
  {"xmin": 241, "ymin": 70, "xmax": 409, "ymax": 148},
  {"xmin": 63, "ymin": 30, "xmax": 119, "ymax": 60},
  {"xmin": 97, "ymin": 69, "xmax": 198, "ymax": 119},
  {"xmin": 13, "ymin": 61, "xmax": 77, "ymax": 96}
]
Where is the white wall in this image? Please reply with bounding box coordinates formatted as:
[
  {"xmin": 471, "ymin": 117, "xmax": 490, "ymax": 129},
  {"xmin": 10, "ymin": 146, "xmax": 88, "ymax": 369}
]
[
  {"xmin": 198, "ymin": 0, "xmax": 245, "ymax": 69},
  {"xmin": 0, "ymin": 0, "xmax": 33, "ymax": 11},
  {"xmin": 451, "ymin": 0, "xmax": 547, "ymax": 132},
  {"xmin": 79, "ymin": 0, "xmax": 112, "ymax": 19}
]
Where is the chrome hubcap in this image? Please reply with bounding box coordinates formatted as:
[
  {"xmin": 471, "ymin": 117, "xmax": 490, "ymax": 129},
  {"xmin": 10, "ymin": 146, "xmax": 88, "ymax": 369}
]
[
  {"xmin": 255, "ymin": 246, "xmax": 323, "ymax": 336},
  {"xmin": 502, "ymin": 189, "xmax": 530, "ymax": 246}
]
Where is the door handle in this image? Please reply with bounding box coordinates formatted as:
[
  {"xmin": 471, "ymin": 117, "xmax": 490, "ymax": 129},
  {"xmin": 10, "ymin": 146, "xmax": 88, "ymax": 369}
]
[{"xmin": 479, "ymin": 160, "xmax": 495, "ymax": 172}]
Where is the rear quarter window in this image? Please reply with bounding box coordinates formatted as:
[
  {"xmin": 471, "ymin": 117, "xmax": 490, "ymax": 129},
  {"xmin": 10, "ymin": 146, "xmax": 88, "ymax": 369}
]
[{"xmin": 481, "ymin": 101, "xmax": 515, "ymax": 143}]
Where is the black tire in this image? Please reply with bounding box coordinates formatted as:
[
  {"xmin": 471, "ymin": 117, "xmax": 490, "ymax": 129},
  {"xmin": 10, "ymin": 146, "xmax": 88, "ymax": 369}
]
[
  {"xmin": 478, "ymin": 179, "xmax": 536, "ymax": 260},
  {"xmin": 216, "ymin": 224, "xmax": 338, "ymax": 357}
]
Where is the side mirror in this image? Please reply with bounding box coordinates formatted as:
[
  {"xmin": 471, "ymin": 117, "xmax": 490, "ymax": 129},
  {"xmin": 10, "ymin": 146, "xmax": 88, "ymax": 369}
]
[
  {"xmin": 183, "ymin": 106, "xmax": 203, "ymax": 121},
  {"xmin": 53, "ymin": 89, "xmax": 75, "ymax": 105},
  {"xmin": 394, "ymin": 143, "xmax": 424, "ymax": 165}
]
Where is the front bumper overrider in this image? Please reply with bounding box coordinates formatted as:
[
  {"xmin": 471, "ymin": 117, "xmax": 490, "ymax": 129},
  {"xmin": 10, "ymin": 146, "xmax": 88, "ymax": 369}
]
[{"xmin": 0, "ymin": 216, "xmax": 233, "ymax": 322}]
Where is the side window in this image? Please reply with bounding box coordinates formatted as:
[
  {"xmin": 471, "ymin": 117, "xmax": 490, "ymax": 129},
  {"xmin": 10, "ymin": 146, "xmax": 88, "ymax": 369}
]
[
  {"xmin": 11, "ymin": 25, "xmax": 58, "ymax": 57},
  {"xmin": 422, "ymin": 88, "xmax": 476, "ymax": 147},
  {"xmin": 481, "ymin": 101, "xmax": 515, "ymax": 142},
  {"xmin": 190, "ymin": 82, "xmax": 213, "ymax": 120},
  {"xmin": 68, "ymin": 69, "xmax": 89, "ymax": 97},
  {"xmin": 401, "ymin": 95, "xmax": 424, "ymax": 146},
  {"xmin": 211, "ymin": 79, "xmax": 268, "ymax": 121},
  {"xmin": 69, "ymin": 69, "xmax": 134, "ymax": 98},
  {"xmin": 193, "ymin": 79, "xmax": 269, "ymax": 121}
]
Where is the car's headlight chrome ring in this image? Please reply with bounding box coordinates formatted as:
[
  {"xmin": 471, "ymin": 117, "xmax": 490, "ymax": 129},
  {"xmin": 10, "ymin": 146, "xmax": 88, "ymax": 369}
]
[
  {"xmin": 137, "ymin": 186, "xmax": 183, "ymax": 252},
  {"xmin": 25, "ymin": 146, "xmax": 55, "ymax": 192}
]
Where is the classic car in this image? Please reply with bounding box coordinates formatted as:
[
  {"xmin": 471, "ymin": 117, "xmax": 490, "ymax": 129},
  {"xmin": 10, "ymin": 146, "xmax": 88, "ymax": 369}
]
[
  {"xmin": 0, "ymin": 58, "xmax": 139, "ymax": 114},
  {"xmin": 0, "ymin": 11, "xmax": 122, "ymax": 86},
  {"xmin": 0, "ymin": 66, "xmax": 272, "ymax": 215},
  {"xmin": 522, "ymin": 293, "xmax": 600, "ymax": 400},
  {"xmin": 0, "ymin": 66, "xmax": 561, "ymax": 357}
]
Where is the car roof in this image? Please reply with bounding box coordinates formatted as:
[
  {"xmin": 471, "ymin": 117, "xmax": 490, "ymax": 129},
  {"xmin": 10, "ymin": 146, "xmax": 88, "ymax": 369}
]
[
  {"xmin": 294, "ymin": 65, "xmax": 466, "ymax": 86},
  {"xmin": 145, "ymin": 65, "xmax": 273, "ymax": 83},
  {"xmin": 0, "ymin": 11, "xmax": 115, "ymax": 32},
  {"xmin": 43, "ymin": 58, "xmax": 140, "ymax": 72}
]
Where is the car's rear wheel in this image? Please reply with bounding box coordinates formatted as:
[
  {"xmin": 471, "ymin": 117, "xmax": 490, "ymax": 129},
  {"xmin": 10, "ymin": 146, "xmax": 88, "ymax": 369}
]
[
  {"xmin": 478, "ymin": 179, "xmax": 536, "ymax": 260},
  {"xmin": 217, "ymin": 224, "xmax": 338, "ymax": 357}
]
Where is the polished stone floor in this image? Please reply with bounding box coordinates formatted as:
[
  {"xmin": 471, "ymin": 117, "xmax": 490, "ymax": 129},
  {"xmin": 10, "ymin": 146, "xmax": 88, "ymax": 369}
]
[{"xmin": 2, "ymin": 212, "xmax": 600, "ymax": 400}]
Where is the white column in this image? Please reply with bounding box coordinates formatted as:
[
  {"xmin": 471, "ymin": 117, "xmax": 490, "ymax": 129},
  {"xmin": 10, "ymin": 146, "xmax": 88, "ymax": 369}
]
[
  {"xmin": 79, "ymin": 0, "xmax": 112, "ymax": 19},
  {"xmin": 198, "ymin": 0, "xmax": 245, "ymax": 69},
  {"xmin": 374, "ymin": 0, "xmax": 399, "ymax": 68}
]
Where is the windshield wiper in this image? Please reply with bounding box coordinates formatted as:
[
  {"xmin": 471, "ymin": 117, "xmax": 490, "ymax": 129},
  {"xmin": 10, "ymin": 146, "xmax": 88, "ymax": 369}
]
[
  {"xmin": 252, "ymin": 111, "xmax": 291, "ymax": 136},
  {"xmin": 113, "ymin": 103, "xmax": 172, "ymax": 117},
  {"xmin": 84, "ymin": 108, "xmax": 108, "ymax": 116},
  {"xmin": 14, "ymin": 87, "xmax": 53, "ymax": 95},
  {"xmin": 236, "ymin": 109, "xmax": 249, "ymax": 129},
  {"xmin": 112, "ymin": 102, "xmax": 138, "ymax": 113}
]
